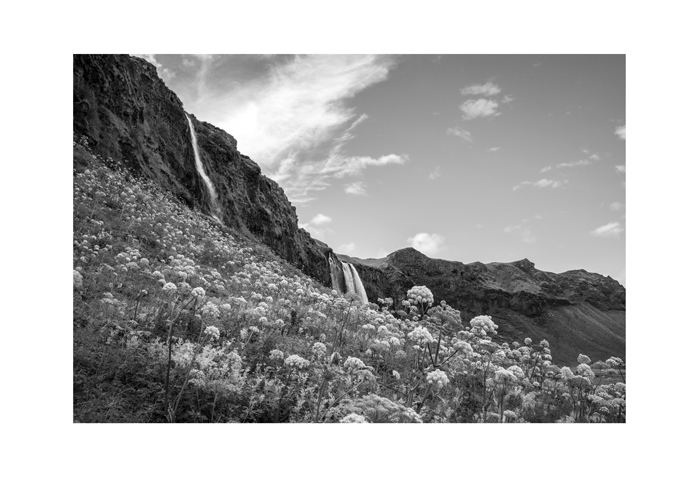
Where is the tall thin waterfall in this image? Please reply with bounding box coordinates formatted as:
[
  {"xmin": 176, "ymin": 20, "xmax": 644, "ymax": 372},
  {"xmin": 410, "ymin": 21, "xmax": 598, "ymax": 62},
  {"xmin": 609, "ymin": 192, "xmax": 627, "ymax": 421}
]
[
  {"xmin": 327, "ymin": 255, "xmax": 368, "ymax": 305},
  {"xmin": 185, "ymin": 114, "xmax": 220, "ymax": 219},
  {"xmin": 349, "ymin": 263, "xmax": 368, "ymax": 304}
]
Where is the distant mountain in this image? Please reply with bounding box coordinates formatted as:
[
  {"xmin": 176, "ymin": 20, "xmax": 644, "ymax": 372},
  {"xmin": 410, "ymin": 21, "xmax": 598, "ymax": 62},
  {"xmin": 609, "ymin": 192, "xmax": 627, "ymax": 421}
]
[
  {"xmin": 339, "ymin": 248, "xmax": 625, "ymax": 364},
  {"xmin": 73, "ymin": 54, "xmax": 624, "ymax": 364}
]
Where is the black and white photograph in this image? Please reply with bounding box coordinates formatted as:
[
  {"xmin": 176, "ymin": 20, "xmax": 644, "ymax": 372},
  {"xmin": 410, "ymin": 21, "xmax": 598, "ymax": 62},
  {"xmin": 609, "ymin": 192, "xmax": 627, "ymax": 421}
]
[
  {"xmin": 73, "ymin": 53, "xmax": 626, "ymax": 424},
  {"xmin": 6, "ymin": 2, "xmax": 698, "ymax": 478}
]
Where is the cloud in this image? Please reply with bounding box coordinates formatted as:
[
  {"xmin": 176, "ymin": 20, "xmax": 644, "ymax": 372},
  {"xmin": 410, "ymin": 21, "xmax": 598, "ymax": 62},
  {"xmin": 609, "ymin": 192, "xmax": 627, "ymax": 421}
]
[
  {"xmin": 556, "ymin": 159, "xmax": 592, "ymax": 168},
  {"xmin": 615, "ymin": 125, "xmax": 626, "ymax": 140},
  {"xmin": 186, "ymin": 55, "xmax": 399, "ymax": 204},
  {"xmin": 616, "ymin": 165, "xmax": 626, "ymax": 173},
  {"xmin": 337, "ymin": 242, "xmax": 356, "ymax": 254},
  {"xmin": 446, "ymin": 127, "xmax": 473, "ymax": 142},
  {"xmin": 213, "ymin": 56, "xmax": 396, "ymax": 167},
  {"xmin": 271, "ymin": 115, "xmax": 408, "ymax": 204},
  {"xmin": 459, "ymin": 99, "xmax": 500, "ymax": 120},
  {"xmin": 590, "ymin": 221, "xmax": 624, "ymax": 238},
  {"xmin": 310, "ymin": 213, "xmax": 332, "ymax": 225},
  {"xmin": 540, "ymin": 150, "xmax": 602, "ymax": 172},
  {"xmin": 407, "ymin": 233, "xmax": 445, "ymax": 256},
  {"xmin": 428, "ymin": 166, "xmax": 442, "ymax": 180},
  {"xmin": 610, "ymin": 202, "xmax": 625, "ymax": 212},
  {"xmin": 488, "ymin": 147, "xmax": 501, "ymax": 152},
  {"xmin": 460, "ymin": 82, "xmax": 501, "ymax": 96},
  {"xmin": 501, "ymin": 94, "xmax": 515, "ymax": 104},
  {"xmin": 376, "ymin": 248, "xmax": 389, "ymax": 258},
  {"xmin": 132, "ymin": 54, "xmax": 175, "ymax": 81},
  {"xmin": 344, "ymin": 181, "xmax": 368, "ymax": 196},
  {"xmin": 513, "ymin": 178, "xmax": 565, "ymax": 191},
  {"xmin": 300, "ymin": 213, "xmax": 334, "ymax": 238}
]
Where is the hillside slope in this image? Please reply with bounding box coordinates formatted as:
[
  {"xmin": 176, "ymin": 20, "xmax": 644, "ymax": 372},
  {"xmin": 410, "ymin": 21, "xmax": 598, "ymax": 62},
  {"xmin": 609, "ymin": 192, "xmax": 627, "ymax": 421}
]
[
  {"xmin": 74, "ymin": 54, "xmax": 624, "ymax": 366},
  {"xmin": 340, "ymin": 248, "xmax": 625, "ymax": 364},
  {"xmin": 73, "ymin": 54, "xmax": 332, "ymax": 285}
]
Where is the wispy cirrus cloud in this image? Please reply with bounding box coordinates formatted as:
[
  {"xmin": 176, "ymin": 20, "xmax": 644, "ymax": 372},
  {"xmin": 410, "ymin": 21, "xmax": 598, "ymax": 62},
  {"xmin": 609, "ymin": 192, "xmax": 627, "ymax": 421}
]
[
  {"xmin": 460, "ymin": 99, "xmax": 500, "ymax": 120},
  {"xmin": 460, "ymin": 82, "xmax": 501, "ymax": 96},
  {"xmin": 590, "ymin": 221, "xmax": 624, "ymax": 238},
  {"xmin": 615, "ymin": 125, "xmax": 626, "ymax": 140},
  {"xmin": 407, "ymin": 233, "xmax": 445, "ymax": 256},
  {"xmin": 344, "ymin": 181, "xmax": 367, "ymax": 196},
  {"xmin": 446, "ymin": 127, "xmax": 473, "ymax": 142},
  {"xmin": 540, "ymin": 149, "xmax": 601, "ymax": 172},
  {"xmin": 271, "ymin": 112, "xmax": 408, "ymax": 204},
  {"xmin": 513, "ymin": 178, "xmax": 565, "ymax": 191},
  {"xmin": 185, "ymin": 55, "xmax": 401, "ymax": 205}
]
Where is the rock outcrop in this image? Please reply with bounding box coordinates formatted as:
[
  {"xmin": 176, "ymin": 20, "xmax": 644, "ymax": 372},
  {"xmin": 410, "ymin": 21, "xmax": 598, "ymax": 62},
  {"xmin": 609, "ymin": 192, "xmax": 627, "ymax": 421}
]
[
  {"xmin": 340, "ymin": 248, "xmax": 625, "ymax": 364},
  {"xmin": 73, "ymin": 54, "xmax": 625, "ymax": 364},
  {"xmin": 73, "ymin": 54, "xmax": 332, "ymax": 284}
]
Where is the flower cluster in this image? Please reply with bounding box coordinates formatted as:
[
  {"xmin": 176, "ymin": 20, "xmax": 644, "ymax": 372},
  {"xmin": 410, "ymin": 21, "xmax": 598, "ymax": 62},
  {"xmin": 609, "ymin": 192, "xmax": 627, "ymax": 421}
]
[
  {"xmin": 407, "ymin": 285, "xmax": 434, "ymax": 306},
  {"xmin": 407, "ymin": 326, "xmax": 434, "ymax": 345},
  {"xmin": 72, "ymin": 154, "xmax": 625, "ymax": 424},
  {"xmin": 426, "ymin": 370, "xmax": 449, "ymax": 389},
  {"xmin": 311, "ymin": 342, "xmax": 327, "ymax": 357},
  {"xmin": 344, "ymin": 357, "xmax": 366, "ymax": 371},
  {"xmin": 284, "ymin": 355, "xmax": 310, "ymax": 369},
  {"xmin": 339, "ymin": 413, "xmax": 368, "ymax": 423}
]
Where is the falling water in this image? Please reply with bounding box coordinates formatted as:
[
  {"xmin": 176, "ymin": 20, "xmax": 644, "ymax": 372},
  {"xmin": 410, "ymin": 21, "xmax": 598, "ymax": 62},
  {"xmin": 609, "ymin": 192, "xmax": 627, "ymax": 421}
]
[
  {"xmin": 328, "ymin": 255, "xmax": 368, "ymax": 304},
  {"xmin": 342, "ymin": 262, "xmax": 356, "ymax": 297},
  {"xmin": 349, "ymin": 263, "xmax": 368, "ymax": 304},
  {"xmin": 185, "ymin": 114, "xmax": 220, "ymax": 219},
  {"xmin": 328, "ymin": 255, "xmax": 345, "ymax": 292}
]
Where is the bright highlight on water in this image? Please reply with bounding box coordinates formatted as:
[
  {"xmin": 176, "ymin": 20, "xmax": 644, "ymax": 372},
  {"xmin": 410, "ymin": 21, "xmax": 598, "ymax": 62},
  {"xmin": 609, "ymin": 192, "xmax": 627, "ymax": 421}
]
[
  {"xmin": 329, "ymin": 255, "xmax": 368, "ymax": 304},
  {"xmin": 186, "ymin": 114, "xmax": 221, "ymax": 220}
]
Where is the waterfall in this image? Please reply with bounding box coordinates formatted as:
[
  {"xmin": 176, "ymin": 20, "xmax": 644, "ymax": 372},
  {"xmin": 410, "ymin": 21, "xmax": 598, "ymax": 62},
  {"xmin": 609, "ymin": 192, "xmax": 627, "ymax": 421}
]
[
  {"xmin": 328, "ymin": 255, "xmax": 368, "ymax": 305},
  {"xmin": 341, "ymin": 262, "xmax": 356, "ymax": 298},
  {"xmin": 185, "ymin": 114, "xmax": 220, "ymax": 219},
  {"xmin": 349, "ymin": 263, "xmax": 368, "ymax": 304},
  {"xmin": 328, "ymin": 255, "xmax": 345, "ymax": 292}
]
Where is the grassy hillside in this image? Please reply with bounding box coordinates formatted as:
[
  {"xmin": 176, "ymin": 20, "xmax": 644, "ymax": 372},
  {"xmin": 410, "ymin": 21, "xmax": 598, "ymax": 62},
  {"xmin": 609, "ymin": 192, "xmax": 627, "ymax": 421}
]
[{"xmin": 73, "ymin": 140, "xmax": 625, "ymax": 423}]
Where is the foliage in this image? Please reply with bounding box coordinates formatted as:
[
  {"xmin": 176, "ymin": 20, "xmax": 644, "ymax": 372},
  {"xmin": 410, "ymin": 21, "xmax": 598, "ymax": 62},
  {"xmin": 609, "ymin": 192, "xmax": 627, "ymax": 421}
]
[{"xmin": 73, "ymin": 140, "xmax": 626, "ymax": 423}]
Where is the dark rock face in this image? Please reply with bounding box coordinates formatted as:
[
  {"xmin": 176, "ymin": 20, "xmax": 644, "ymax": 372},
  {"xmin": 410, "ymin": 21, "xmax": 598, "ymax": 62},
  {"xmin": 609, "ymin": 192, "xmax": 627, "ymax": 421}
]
[
  {"xmin": 342, "ymin": 248, "xmax": 626, "ymax": 364},
  {"xmin": 73, "ymin": 54, "xmax": 331, "ymax": 284},
  {"xmin": 73, "ymin": 54, "xmax": 625, "ymax": 364}
]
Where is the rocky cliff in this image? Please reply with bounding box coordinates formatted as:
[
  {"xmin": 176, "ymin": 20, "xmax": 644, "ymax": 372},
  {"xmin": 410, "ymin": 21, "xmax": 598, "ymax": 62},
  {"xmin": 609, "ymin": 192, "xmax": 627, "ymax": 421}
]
[
  {"xmin": 73, "ymin": 54, "xmax": 332, "ymax": 283},
  {"xmin": 73, "ymin": 54, "xmax": 624, "ymax": 364},
  {"xmin": 340, "ymin": 248, "xmax": 625, "ymax": 364}
]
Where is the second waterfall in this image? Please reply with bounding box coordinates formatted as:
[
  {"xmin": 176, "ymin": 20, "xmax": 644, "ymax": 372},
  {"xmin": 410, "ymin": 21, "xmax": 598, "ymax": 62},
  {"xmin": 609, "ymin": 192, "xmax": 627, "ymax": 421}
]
[{"xmin": 328, "ymin": 255, "xmax": 368, "ymax": 304}]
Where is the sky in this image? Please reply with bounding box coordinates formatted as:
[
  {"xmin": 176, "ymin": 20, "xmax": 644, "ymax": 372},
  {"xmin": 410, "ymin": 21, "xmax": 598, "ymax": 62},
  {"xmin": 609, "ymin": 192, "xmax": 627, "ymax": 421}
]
[{"xmin": 138, "ymin": 54, "xmax": 626, "ymax": 285}]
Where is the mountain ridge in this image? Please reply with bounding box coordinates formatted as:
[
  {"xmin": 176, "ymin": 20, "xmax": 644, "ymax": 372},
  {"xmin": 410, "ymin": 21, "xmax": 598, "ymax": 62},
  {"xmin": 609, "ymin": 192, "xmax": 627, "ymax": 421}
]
[
  {"xmin": 73, "ymin": 54, "xmax": 625, "ymax": 363},
  {"xmin": 338, "ymin": 247, "xmax": 625, "ymax": 363}
]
